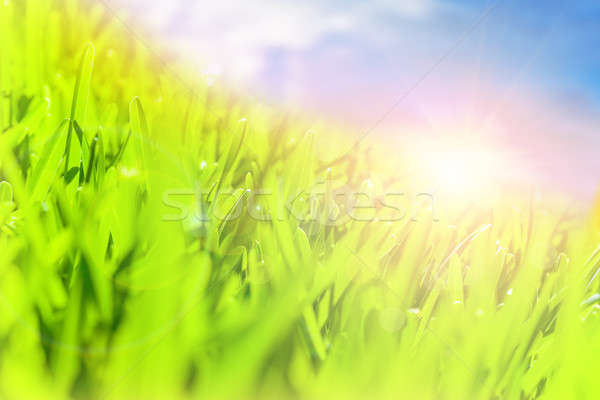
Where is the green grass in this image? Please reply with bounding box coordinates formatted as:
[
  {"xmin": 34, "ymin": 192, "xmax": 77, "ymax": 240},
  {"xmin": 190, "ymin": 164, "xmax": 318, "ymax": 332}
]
[{"xmin": 1, "ymin": 0, "xmax": 600, "ymax": 399}]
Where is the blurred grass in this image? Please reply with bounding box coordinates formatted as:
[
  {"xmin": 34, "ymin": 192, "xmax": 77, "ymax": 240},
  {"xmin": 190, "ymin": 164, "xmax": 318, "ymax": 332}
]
[{"xmin": 1, "ymin": 0, "xmax": 600, "ymax": 399}]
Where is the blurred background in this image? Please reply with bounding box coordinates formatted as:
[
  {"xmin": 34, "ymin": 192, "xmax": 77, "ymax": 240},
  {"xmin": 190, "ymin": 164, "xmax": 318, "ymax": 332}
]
[{"xmin": 108, "ymin": 0, "xmax": 600, "ymax": 201}]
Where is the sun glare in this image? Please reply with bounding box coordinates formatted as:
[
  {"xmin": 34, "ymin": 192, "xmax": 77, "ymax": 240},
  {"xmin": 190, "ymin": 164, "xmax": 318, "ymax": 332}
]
[{"xmin": 421, "ymin": 143, "xmax": 508, "ymax": 198}]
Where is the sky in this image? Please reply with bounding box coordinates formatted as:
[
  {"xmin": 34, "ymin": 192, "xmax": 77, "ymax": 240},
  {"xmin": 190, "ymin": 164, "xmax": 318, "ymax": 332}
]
[{"xmin": 110, "ymin": 0, "xmax": 600, "ymax": 200}]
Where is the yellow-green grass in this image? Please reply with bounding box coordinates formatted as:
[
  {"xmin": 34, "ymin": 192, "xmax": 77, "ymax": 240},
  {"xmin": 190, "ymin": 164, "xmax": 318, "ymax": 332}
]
[{"xmin": 1, "ymin": 0, "xmax": 600, "ymax": 399}]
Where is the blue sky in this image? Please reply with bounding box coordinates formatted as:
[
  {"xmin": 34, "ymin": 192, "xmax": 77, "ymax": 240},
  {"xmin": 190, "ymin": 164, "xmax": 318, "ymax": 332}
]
[
  {"xmin": 115, "ymin": 0, "xmax": 600, "ymax": 107},
  {"xmin": 115, "ymin": 0, "xmax": 600, "ymax": 197}
]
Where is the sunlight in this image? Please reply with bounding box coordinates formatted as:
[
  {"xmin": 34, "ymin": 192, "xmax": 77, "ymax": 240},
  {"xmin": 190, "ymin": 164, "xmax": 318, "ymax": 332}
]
[{"xmin": 422, "ymin": 143, "xmax": 507, "ymax": 197}]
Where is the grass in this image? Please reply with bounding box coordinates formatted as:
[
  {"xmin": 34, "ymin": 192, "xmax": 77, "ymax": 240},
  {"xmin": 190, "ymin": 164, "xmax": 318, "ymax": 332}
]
[{"xmin": 1, "ymin": 0, "xmax": 600, "ymax": 399}]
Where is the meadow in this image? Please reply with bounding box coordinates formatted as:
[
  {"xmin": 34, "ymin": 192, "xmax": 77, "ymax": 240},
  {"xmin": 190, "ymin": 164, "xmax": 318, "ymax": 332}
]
[{"xmin": 1, "ymin": 0, "xmax": 600, "ymax": 398}]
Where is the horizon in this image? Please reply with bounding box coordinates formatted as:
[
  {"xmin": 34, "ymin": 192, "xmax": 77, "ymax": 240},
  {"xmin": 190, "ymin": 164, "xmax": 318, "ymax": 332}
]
[{"xmin": 108, "ymin": 0, "xmax": 600, "ymax": 201}]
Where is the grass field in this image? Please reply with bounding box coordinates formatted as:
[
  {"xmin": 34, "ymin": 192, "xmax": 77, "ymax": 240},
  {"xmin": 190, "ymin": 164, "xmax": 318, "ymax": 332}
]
[{"xmin": 1, "ymin": 0, "xmax": 600, "ymax": 399}]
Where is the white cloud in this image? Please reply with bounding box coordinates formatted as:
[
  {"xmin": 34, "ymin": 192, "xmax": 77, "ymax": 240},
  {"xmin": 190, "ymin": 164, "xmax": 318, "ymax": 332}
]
[{"xmin": 112, "ymin": 0, "xmax": 437, "ymax": 80}]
